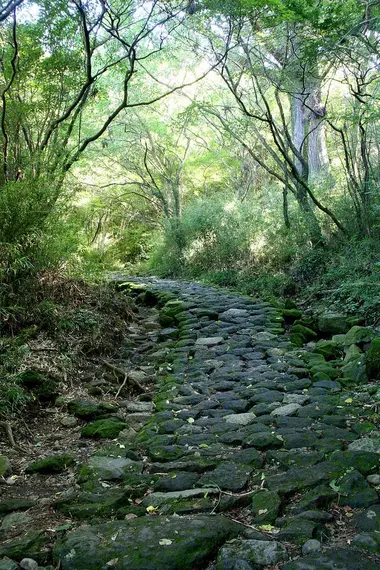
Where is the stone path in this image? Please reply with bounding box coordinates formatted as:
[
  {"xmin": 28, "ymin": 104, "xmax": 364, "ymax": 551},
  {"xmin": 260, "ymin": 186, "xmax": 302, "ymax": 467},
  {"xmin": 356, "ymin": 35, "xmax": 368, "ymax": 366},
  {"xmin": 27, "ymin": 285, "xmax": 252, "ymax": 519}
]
[{"xmin": 6, "ymin": 278, "xmax": 380, "ymax": 569}]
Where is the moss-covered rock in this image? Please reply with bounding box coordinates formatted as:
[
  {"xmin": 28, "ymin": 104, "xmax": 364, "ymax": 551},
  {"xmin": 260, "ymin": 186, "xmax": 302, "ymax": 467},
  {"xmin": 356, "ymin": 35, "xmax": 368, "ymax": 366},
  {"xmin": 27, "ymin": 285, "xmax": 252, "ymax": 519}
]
[
  {"xmin": 291, "ymin": 325, "xmax": 318, "ymax": 342},
  {"xmin": 53, "ymin": 515, "xmax": 241, "ymax": 570},
  {"xmin": 343, "ymin": 344, "xmax": 362, "ymax": 364},
  {"xmin": 0, "ymin": 559, "xmax": 19, "ymax": 570},
  {"xmin": 158, "ymin": 301, "xmax": 186, "ymax": 326},
  {"xmin": 313, "ymin": 340, "xmax": 341, "ymax": 360},
  {"xmin": 310, "ymin": 364, "xmax": 340, "ymax": 380},
  {"xmin": 0, "ymin": 498, "xmax": 35, "ymax": 514},
  {"xmin": 0, "ymin": 455, "xmax": 11, "ymax": 477},
  {"xmin": 341, "ymin": 357, "xmax": 367, "ymax": 385},
  {"xmin": 318, "ymin": 313, "xmax": 350, "ymax": 335},
  {"xmin": 290, "ymin": 333, "xmax": 305, "ymax": 348},
  {"xmin": 18, "ymin": 370, "xmax": 58, "ymax": 403},
  {"xmin": 0, "ymin": 531, "xmax": 51, "ymax": 564},
  {"xmin": 251, "ymin": 490, "xmax": 281, "ymax": 524},
  {"xmin": 366, "ymin": 338, "xmax": 380, "ymax": 380},
  {"xmin": 344, "ymin": 326, "xmax": 376, "ymax": 347},
  {"xmin": 18, "ymin": 370, "xmax": 44, "ymax": 387},
  {"xmin": 25, "ymin": 454, "xmax": 74, "ymax": 474},
  {"xmin": 282, "ymin": 309, "xmax": 303, "ymax": 322},
  {"xmin": 67, "ymin": 398, "xmax": 118, "ymax": 420},
  {"xmin": 81, "ymin": 418, "xmax": 126, "ymax": 439}
]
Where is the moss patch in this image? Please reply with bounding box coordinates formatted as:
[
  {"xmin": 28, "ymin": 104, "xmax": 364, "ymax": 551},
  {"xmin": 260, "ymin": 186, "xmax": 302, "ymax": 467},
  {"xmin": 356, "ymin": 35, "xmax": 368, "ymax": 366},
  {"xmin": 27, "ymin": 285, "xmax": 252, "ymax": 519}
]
[
  {"xmin": 366, "ymin": 338, "xmax": 380, "ymax": 380},
  {"xmin": 81, "ymin": 418, "xmax": 126, "ymax": 439},
  {"xmin": 25, "ymin": 454, "xmax": 74, "ymax": 474}
]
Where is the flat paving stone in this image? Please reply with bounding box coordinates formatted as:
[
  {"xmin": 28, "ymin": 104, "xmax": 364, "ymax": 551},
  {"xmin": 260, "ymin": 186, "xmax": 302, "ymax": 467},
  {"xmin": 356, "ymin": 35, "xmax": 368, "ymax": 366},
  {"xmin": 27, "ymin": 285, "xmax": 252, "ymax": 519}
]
[
  {"xmin": 198, "ymin": 461, "xmax": 252, "ymax": 492},
  {"xmin": 223, "ymin": 412, "xmax": 257, "ymax": 425},
  {"xmin": 54, "ymin": 515, "xmax": 240, "ymax": 570},
  {"xmin": 271, "ymin": 403, "xmax": 302, "ymax": 417},
  {"xmin": 195, "ymin": 337, "xmax": 224, "ymax": 346}
]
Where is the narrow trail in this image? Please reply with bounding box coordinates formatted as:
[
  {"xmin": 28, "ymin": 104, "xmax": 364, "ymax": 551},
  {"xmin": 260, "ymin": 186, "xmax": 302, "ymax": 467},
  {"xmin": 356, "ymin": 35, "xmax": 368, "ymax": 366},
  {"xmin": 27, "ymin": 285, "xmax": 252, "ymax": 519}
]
[{"xmin": 2, "ymin": 278, "xmax": 380, "ymax": 569}]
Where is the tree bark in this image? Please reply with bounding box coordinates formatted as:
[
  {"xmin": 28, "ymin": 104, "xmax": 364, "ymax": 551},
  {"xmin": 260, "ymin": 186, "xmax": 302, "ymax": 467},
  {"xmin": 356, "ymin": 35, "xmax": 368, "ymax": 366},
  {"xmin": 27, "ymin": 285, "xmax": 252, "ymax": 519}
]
[{"xmin": 307, "ymin": 84, "xmax": 330, "ymax": 180}]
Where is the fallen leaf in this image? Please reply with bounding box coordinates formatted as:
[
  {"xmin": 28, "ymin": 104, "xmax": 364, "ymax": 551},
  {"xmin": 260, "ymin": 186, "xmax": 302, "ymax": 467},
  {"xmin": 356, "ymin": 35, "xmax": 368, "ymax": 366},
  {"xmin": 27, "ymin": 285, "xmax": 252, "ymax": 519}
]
[
  {"xmin": 55, "ymin": 524, "xmax": 73, "ymax": 532},
  {"xmin": 106, "ymin": 558, "xmax": 119, "ymax": 566},
  {"xmin": 146, "ymin": 505, "xmax": 158, "ymax": 513},
  {"xmin": 159, "ymin": 539, "xmax": 173, "ymax": 546},
  {"xmin": 187, "ymin": 418, "xmax": 195, "ymax": 424},
  {"xmin": 6, "ymin": 475, "xmax": 18, "ymax": 485},
  {"xmin": 125, "ymin": 513, "xmax": 138, "ymax": 520},
  {"xmin": 258, "ymin": 509, "xmax": 268, "ymax": 515},
  {"xmin": 259, "ymin": 524, "xmax": 274, "ymax": 531}
]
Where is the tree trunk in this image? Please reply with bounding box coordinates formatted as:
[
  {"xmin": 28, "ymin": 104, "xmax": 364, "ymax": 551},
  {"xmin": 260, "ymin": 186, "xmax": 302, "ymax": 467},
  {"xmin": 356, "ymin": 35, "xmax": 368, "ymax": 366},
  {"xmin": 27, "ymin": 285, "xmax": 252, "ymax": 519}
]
[
  {"xmin": 307, "ymin": 84, "xmax": 330, "ymax": 180},
  {"xmin": 296, "ymin": 182, "xmax": 323, "ymax": 244},
  {"xmin": 282, "ymin": 186, "xmax": 291, "ymax": 229},
  {"xmin": 291, "ymin": 90, "xmax": 307, "ymax": 178}
]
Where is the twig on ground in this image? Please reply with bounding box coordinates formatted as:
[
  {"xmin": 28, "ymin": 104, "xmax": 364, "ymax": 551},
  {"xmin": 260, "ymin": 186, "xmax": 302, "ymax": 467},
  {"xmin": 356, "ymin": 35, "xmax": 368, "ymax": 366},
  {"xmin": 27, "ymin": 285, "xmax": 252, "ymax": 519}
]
[
  {"xmin": 0, "ymin": 420, "xmax": 16, "ymax": 447},
  {"xmin": 102, "ymin": 360, "xmax": 145, "ymax": 392},
  {"xmin": 227, "ymin": 516, "xmax": 274, "ymax": 538},
  {"xmin": 115, "ymin": 373, "xmax": 128, "ymax": 398}
]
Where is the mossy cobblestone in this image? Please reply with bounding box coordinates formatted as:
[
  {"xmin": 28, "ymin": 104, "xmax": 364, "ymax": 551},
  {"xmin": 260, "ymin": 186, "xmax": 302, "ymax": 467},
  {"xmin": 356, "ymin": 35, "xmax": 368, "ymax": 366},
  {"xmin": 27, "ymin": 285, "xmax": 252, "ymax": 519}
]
[{"xmin": 11, "ymin": 278, "xmax": 379, "ymax": 569}]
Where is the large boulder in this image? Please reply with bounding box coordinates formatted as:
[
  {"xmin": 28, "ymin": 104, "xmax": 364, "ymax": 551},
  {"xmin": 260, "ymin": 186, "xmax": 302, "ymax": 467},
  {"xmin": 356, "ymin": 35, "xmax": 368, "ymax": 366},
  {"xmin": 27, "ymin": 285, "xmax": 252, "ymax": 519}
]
[
  {"xmin": 53, "ymin": 515, "xmax": 240, "ymax": 570},
  {"xmin": 341, "ymin": 357, "xmax": 367, "ymax": 385},
  {"xmin": 344, "ymin": 326, "xmax": 376, "ymax": 347},
  {"xmin": 318, "ymin": 313, "xmax": 350, "ymax": 335}
]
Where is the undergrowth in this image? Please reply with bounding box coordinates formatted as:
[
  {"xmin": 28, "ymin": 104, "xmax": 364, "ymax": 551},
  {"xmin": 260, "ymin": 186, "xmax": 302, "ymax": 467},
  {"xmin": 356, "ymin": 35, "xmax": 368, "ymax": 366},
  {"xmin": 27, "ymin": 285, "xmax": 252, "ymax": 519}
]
[{"xmin": 0, "ymin": 272, "xmax": 136, "ymax": 415}]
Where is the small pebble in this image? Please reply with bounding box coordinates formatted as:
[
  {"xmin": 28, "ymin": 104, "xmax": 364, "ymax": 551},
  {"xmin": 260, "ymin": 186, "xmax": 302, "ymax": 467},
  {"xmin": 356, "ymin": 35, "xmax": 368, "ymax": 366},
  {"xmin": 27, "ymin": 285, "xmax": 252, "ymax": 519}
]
[
  {"xmin": 302, "ymin": 539, "xmax": 321, "ymax": 555},
  {"xmin": 38, "ymin": 497, "xmax": 53, "ymax": 506},
  {"xmin": 367, "ymin": 474, "xmax": 380, "ymax": 485},
  {"xmin": 60, "ymin": 416, "xmax": 78, "ymax": 428},
  {"xmin": 20, "ymin": 559, "xmax": 38, "ymax": 570}
]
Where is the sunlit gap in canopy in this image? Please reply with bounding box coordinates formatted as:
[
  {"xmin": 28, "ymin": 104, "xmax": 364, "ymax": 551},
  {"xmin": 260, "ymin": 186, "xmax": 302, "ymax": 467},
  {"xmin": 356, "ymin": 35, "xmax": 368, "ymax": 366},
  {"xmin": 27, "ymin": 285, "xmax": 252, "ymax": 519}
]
[{"xmin": 17, "ymin": 1, "xmax": 40, "ymax": 23}]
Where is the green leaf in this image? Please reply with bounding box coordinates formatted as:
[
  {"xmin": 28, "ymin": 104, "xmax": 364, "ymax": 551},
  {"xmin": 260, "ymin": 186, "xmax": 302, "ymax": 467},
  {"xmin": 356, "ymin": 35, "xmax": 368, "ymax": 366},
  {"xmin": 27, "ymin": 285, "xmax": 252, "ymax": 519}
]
[
  {"xmin": 329, "ymin": 479, "xmax": 340, "ymax": 492},
  {"xmin": 55, "ymin": 524, "xmax": 73, "ymax": 532}
]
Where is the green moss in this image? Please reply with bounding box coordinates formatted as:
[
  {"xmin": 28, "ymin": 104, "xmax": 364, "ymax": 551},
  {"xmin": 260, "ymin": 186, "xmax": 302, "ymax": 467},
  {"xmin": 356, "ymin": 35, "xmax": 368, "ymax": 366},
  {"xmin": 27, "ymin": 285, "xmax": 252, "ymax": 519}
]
[
  {"xmin": 26, "ymin": 454, "xmax": 74, "ymax": 474},
  {"xmin": 0, "ymin": 530, "xmax": 51, "ymax": 564},
  {"xmin": 291, "ymin": 324, "xmax": 317, "ymax": 342},
  {"xmin": 344, "ymin": 344, "xmax": 362, "ymax": 364},
  {"xmin": 18, "ymin": 370, "xmax": 58, "ymax": 403},
  {"xmin": 68, "ymin": 399, "xmax": 117, "ymax": 420},
  {"xmin": 366, "ymin": 338, "xmax": 380, "ymax": 380},
  {"xmin": 313, "ymin": 340, "xmax": 341, "ymax": 360},
  {"xmin": 353, "ymin": 422, "xmax": 377, "ymax": 435},
  {"xmin": 341, "ymin": 357, "xmax": 367, "ymax": 384},
  {"xmin": 251, "ymin": 490, "xmax": 281, "ymax": 524},
  {"xmin": 310, "ymin": 363, "xmax": 340, "ymax": 379},
  {"xmin": 290, "ymin": 333, "xmax": 305, "ymax": 347},
  {"xmin": 81, "ymin": 418, "xmax": 126, "ymax": 439},
  {"xmin": 19, "ymin": 370, "xmax": 44, "ymax": 388},
  {"xmin": 282, "ymin": 309, "xmax": 303, "ymax": 322}
]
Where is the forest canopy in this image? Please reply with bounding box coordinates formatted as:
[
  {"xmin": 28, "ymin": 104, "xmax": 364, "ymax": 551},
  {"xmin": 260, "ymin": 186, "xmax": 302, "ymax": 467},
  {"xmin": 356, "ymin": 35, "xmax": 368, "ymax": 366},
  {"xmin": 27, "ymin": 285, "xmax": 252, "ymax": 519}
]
[{"xmin": 1, "ymin": 0, "xmax": 380, "ymax": 320}]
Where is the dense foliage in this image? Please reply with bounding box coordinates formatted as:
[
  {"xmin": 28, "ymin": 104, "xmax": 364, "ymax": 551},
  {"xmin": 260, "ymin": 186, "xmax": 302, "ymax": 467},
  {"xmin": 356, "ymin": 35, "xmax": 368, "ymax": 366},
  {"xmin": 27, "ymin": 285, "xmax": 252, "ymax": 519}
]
[{"xmin": 1, "ymin": 0, "xmax": 380, "ymax": 322}]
